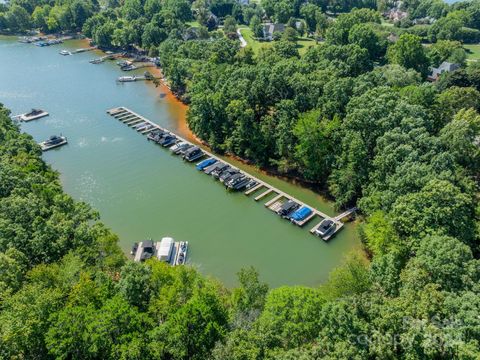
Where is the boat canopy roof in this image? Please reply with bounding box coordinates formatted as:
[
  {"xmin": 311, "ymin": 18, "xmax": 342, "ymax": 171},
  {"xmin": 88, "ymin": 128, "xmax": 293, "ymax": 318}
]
[
  {"xmin": 281, "ymin": 200, "xmax": 298, "ymax": 211},
  {"xmin": 290, "ymin": 206, "xmax": 312, "ymax": 221},
  {"xmin": 197, "ymin": 158, "xmax": 216, "ymax": 169},
  {"xmin": 320, "ymin": 219, "xmax": 334, "ymax": 229},
  {"xmin": 157, "ymin": 237, "xmax": 174, "ymax": 258}
]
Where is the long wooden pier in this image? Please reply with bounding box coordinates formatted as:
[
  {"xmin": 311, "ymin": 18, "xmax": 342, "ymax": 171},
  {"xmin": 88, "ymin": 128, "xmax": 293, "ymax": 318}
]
[{"xmin": 106, "ymin": 107, "xmax": 356, "ymax": 241}]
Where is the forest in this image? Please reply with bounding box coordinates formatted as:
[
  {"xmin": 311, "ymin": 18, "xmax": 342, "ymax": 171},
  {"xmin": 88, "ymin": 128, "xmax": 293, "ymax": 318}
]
[{"xmin": 1, "ymin": 0, "xmax": 480, "ymax": 358}]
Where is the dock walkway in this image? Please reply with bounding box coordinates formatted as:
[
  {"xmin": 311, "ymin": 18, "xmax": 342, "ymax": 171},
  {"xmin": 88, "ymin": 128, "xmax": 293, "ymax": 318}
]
[{"xmin": 106, "ymin": 107, "xmax": 355, "ymax": 240}]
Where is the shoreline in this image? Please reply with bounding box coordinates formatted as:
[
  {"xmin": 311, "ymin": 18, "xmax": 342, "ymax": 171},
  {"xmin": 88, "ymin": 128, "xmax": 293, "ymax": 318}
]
[
  {"xmin": 146, "ymin": 63, "xmax": 337, "ymax": 204},
  {"xmin": 76, "ymin": 38, "xmax": 346, "ymax": 213},
  {"xmin": 1, "ymin": 34, "xmax": 362, "ymax": 287}
]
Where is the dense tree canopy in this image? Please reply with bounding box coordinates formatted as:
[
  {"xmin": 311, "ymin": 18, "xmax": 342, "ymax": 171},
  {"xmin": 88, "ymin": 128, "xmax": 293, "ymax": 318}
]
[{"xmin": 1, "ymin": 0, "xmax": 480, "ymax": 358}]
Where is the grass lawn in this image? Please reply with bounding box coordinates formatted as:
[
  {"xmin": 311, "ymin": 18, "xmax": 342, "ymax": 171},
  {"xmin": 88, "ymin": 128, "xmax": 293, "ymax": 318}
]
[
  {"xmin": 186, "ymin": 20, "xmax": 201, "ymax": 28},
  {"xmin": 381, "ymin": 19, "xmax": 394, "ymax": 27},
  {"xmin": 239, "ymin": 28, "xmax": 272, "ymax": 54},
  {"xmin": 239, "ymin": 28, "xmax": 319, "ymax": 56},
  {"xmin": 464, "ymin": 44, "xmax": 480, "ymax": 62},
  {"xmin": 296, "ymin": 37, "xmax": 317, "ymax": 55}
]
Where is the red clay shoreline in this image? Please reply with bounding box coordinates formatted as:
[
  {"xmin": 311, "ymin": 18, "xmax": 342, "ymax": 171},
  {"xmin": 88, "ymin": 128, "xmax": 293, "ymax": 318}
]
[{"xmin": 82, "ymin": 40, "xmax": 337, "ymax": 204}]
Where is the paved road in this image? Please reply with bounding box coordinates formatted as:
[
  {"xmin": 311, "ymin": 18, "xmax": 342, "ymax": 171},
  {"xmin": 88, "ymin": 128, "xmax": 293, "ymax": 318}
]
[{"xmin": 237, "ymin": 29, "xmax": 248, "ymax": 48}]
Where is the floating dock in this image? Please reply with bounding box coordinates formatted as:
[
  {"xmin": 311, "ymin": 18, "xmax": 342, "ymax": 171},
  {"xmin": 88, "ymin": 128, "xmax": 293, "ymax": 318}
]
[
  {"xmin": 245, "ymin": 183, "xmax": 263, "ymax": 195},
  {"xmin": 106, "ymin": 107, "xmax": 356, "ymax": 241},
  {"xmin": 73, "ymin": 47, "xmax": 96, "ymax": 53}
]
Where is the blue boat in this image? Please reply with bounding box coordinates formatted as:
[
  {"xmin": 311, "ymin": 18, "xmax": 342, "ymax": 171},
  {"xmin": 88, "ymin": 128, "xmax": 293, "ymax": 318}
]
[
  {"xmin": 290, "ymin": 206, "xmax": 313, "ymax": 221},
  {"xmin": 196, "ymin": 158, "xmax": 216, "ymax": 170}
]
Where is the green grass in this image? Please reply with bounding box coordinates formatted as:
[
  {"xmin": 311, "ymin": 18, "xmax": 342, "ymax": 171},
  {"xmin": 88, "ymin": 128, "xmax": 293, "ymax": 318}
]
[
  {"xmin": 186, "ymin": 20, "xmax": 201, "ymax": 28},
  {"xmin": 296, "ymin": 37, "xmax": 317, "ymax": 55},
  {"xmin": 381, "ymin": 19, "xmax": 394, "ymax": 27},
  {"xmin": 239, "ymin": 28, "xmax": 272, "ymax": 54},
  {"xmin": 464, "ymin": 44, "xmax": 480, "ymax": 62},
  {"xmin": 239, "ymin": 28, "xmax": 319, "ymax": 56}
]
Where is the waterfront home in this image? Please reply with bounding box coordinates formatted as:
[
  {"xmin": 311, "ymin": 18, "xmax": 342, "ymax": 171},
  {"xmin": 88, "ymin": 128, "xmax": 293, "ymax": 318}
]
[
  {"xmin": 263, "ymin": 23, "xmax": 286, "ymax": 41},
  {"xmin": 428, "ymin": 62, "xmax": 460, "ymax": 81}
]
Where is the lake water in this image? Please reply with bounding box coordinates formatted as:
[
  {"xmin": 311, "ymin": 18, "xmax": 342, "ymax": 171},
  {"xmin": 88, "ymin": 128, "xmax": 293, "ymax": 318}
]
[{"xmin": 0, "ymin": 37, "xmax": 360, "ymax": 287}]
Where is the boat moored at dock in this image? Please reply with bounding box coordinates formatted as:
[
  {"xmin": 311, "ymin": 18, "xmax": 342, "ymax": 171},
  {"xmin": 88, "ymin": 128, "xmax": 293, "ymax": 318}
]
[
  {"xmin": 117, "ymin": 76, "xmax": 138, "ymax": 82},
  {"xmin": 18, "ymin": 108, "xmax": 49, "ymax": 122},
  {"xmin": 106, "ymin": 106, "xmax": 356, "ymax": 242},
  {"xmin": 18, "ymin": 36, "xmax": 47, "ymax": 43},
  {"xmin": 209, "ymin": 163, "xmax": 229, "ymax": 177},
  {"xmin": 133, "ymin": 240, "xmax": 155, "ymax": 262},
  {"xmin": 219, "ymin": 168, "xmax": 240, "ymax": 183},
  {"xmin": 147, "ymin": 129, "xmax": 167, "ymax": 141},
  {"xmin": 226, "ymin": 174, "xmax": 251, "ymax": 191},
  {"xmin": 313, "ymin": 219, "xmax": 337, "ymax": 241},
  {"xmin": 290, "ymin": 206, "xmax": 313, "ymax": 224},
  {"xmin": 277, "ymin": 200, "xmax": 301, "ymax": 219},
  {"xmin": 39, "ymin": 135, "xmax": 68, "ymax": 151},
  {"xmin": 170, "ymin": 141, "xmax": 188, "ymax": 153},
  {"xmin": 158, "ymin": 134, "xmax": 177, "ymax": 147},
  {"xmin": 133, "ymin": 237, "xmax": 188, "ymax": 265},
  {"xmin": 90, "ymin": 58, "xmax": 104, "ymax": 64},
  {"xmin": 176, "ymin": 143, "xmax": 193, "ymax": 155},
  {"xmin": 196, "ymin": 158, "xmax": 217, "ymax": 171},
  {"xmin": 59, "ymin": 49, "xmax": 72, "ymax": 56},
  {"xmin": 174, "ymin": 241, "xmax": 188, "ymax": 265},
  {"xmin": 245, "ymin": 180, "xmax": 259, "ymax": 190},
  {"xmin": 183, "ymin": 146, "xmax": 204, "ymax": 162},
  {"xmin": 155, "ymin": 237, "xmax": 175, "ymax": 262},
  {"xmin": 36, "ymin": 39, "xmax": 63, "ymax": 47}
]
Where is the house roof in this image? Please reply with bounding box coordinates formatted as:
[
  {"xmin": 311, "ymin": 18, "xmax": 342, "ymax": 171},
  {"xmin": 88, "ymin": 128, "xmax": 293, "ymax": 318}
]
[
  {"xmin": 431, "ymin": 61, "xmax": 460, "ymax": 78},
  {"xmin": 264, "ymin": 23, "xmax": 285, "ymax": 36}
]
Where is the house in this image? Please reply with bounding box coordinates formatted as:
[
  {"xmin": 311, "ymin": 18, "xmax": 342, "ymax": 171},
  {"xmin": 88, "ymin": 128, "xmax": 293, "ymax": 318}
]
[
  {"xmin": 237, "ymin": 0, "xmax": 249, "ymax": 5},
  {"xmin": 263, "ymin": 23, "xmax": 285, "ymax": 41},
  {"xmin": 385, "ymin": 9, "xmax": 408, "ymax": 22},
  {"xmin": 428, "ymin": 61, "xmax": 460, "ymax": 81}
]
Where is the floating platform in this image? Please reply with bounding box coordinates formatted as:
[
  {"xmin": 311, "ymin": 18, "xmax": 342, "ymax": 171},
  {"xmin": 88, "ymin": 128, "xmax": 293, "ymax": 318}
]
[
  {"xmin": 73, "ymin": 47, "xmax": 96, "ymax": 54},
  {"xmin": 18, "ymin": 109, "xmax": 49, "ymax": 122},
  {"xmin": 269, "ymin": 201, "xmax": 283, "ymax": 213},
  {"xmin": 265, "ymin": 194, "xmax": 283, "ymax": 207},
  {"xmin": 255, "ymin": 189, "xmax": 273, "ymax": 201},
  {"xmin": 245, "ymin": 183, "xmax": 263, "ymax": 195}
]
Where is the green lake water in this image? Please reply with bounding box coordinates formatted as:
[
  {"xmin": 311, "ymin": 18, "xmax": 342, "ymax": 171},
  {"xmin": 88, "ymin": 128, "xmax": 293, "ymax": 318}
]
[{"xmin": 0, "ymin": 37, "xmax": 360, "ymax": 287}]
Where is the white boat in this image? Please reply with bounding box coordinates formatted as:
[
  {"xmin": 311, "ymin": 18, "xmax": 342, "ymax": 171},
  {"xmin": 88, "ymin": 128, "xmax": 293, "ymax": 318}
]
[
  {"xmin": 59, "ymin": 49, "xmax": 72, "ymax": 56},
  {"xmin": 314, "ymin": 219, "xmax": 337, "ymax": 240},
  {"xmin": 170, "ymin": 141, "xmax": 188, "ymax": 153},
  {"xmin": 39, "ymin": 135, "xmax": 67, "ymax": 151},
  {"xmin": 89, "ymin": 58, "xmax": 104, "ymax": 64},
  {"xmin": 117, "ymin": 76, "xmax": 137, "ymax": 82},
  {"xmin": 19, "ymin": 109, "xmax": 49, "ymax": 122}
]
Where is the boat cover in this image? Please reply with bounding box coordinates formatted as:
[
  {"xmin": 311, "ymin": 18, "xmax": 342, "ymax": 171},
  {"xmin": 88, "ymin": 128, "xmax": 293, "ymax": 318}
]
[{"xmin": 290, "ymin": 206, "xmax": 312, "ymax": 221}]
